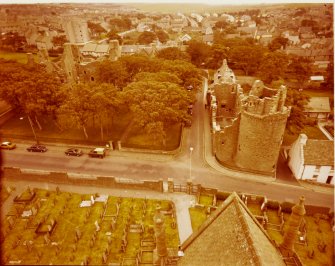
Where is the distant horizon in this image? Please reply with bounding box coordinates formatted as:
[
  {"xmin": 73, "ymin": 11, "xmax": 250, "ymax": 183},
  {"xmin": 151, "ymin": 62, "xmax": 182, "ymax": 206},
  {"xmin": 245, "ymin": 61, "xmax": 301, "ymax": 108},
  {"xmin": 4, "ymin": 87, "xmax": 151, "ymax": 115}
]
[{"xmin": 0, "ymin": 0, "xmax": 333, "ymax": 6}]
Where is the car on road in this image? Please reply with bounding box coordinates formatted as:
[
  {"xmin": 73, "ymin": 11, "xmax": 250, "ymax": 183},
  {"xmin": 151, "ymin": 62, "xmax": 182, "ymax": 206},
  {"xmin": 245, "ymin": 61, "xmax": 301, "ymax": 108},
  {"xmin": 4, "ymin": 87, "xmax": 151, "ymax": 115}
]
[
  {"xmin": 27, "ymin": 144, "xmax": 47, "ymax": 152},
  {"xmin": 0, "ymin": 141, "xmax": 16, "ymax": 150},
  {"xmin": 88, "ymin": 147, "xmax": 106, "ymax": 158},
  {"xmin": 65, "ymin": 148, "xmax": 83, "ymax": 157}
]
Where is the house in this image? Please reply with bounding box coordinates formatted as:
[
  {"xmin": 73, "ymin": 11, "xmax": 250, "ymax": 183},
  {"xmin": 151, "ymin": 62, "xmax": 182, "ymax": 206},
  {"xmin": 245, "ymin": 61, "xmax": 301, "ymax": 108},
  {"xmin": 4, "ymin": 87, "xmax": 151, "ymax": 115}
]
[
  {"xmin": 303, "ymin": 97, "xmax": 331, "ymax": 121},
  {"xmin": 178, "ymin": 192, "xmax": 287, "ymax": 266},
  {"xmin": 288, "ymin": 134, "xmax": 334, "ymax": 184},
  {"xmin": 179, "ymin": 34, "xmax": 192, "ymax": 43}
]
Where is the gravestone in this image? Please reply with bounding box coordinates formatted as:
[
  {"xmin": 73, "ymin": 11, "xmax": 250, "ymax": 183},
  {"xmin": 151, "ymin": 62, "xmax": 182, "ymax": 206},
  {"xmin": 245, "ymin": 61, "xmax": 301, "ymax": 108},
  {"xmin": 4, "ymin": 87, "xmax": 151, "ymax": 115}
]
[
  {"xmin": 95, "ymin": 220, "xmax": 100, "ymax": 232},
  {"xmin": 56, "ymin": 187, "xmax": 60, "ymax": 195}
]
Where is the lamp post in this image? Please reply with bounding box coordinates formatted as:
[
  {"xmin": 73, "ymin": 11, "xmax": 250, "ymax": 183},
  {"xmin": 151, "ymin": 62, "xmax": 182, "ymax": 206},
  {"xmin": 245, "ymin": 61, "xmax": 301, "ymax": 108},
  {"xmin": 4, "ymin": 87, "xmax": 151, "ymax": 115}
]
[{"xmin": 189, "ymin": 147, "xmax": 193, "ymax": 180}]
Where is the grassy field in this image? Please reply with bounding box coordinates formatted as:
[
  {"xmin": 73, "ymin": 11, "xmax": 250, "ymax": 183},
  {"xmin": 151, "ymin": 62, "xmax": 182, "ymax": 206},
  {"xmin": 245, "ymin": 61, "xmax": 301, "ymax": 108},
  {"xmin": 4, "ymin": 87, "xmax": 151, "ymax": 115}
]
[
  {"xmin": 0, "ymin": 51, "xmax": 39, "ymax": 64},
  {"xmin": 2, "ymin": 188, "xmax": 179, "ymax": 265}
]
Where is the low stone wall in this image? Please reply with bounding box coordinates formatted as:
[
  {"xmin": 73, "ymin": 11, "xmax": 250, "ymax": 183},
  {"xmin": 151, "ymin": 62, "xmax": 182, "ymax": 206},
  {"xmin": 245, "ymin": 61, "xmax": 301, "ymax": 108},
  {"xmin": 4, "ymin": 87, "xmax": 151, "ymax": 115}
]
[{"xmin": 2, "ymin": 167, "xmax": 163, "ymax": 192}]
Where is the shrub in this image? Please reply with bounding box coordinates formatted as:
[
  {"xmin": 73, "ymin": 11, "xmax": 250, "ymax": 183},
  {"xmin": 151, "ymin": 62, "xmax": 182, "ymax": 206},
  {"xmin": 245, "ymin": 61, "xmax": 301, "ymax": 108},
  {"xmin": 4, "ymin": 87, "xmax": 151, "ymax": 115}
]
[
  {"xmin": 281, "ymin": 201, "xmax": 294, "ymax": 213},
  {"xmin": 267, "ymin": 200, "xmax": 280, "ymax": 210}
]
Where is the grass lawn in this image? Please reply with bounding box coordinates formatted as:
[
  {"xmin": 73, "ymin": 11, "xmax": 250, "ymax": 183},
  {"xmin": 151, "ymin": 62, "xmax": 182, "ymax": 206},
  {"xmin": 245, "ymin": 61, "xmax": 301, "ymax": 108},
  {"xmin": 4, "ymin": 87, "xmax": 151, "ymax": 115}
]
[
  {"xmin": 0, "ymin": 51, "xmax": 39, "ymax": 64},
  {"xmin": 283, "ymin": 125, "xmax": 329, "ymax": 146},
  {"xmin": 198, "ymin": 195, "xmax": 214, "ymax": 206},
  {"xmin": 124, "ymin": 123, "xmax": 181, "ymax": 151},
  {"xmin": 189, "ymin": 207, "xmax": 207, "ymax": 232},
  {"xmin": 2, "ymin": 188, "xmax": 179, "ymax": 265}
]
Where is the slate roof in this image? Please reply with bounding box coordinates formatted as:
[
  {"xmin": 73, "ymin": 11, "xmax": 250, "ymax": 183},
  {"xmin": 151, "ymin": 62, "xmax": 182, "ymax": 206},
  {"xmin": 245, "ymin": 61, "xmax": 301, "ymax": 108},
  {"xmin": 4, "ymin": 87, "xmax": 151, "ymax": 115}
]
[
  {"xmin": 178, "ymin": 192, "xmax": 286, "ymax": 266},
  {"xmin": 303, "ymin": 140, "xmax": 334, "ymax": 166},
  {"xmin": 304, "ymin": 97, "xmax": 331, "ymax": 113}
]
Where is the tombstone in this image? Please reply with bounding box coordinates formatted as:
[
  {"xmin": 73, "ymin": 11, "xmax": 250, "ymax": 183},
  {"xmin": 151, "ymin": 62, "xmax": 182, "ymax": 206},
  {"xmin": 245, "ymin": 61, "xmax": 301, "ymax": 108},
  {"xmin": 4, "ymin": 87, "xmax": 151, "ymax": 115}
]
[
  {"xmin": 75, "ymin": 228, "xmax": 81, "ymax": 240},
  {"xmin": 31, "ymin": 207, "xmax": 37, "ymax": 216},
  {"xmin": 44, "ymin": 234, "xmax": 51, "ymax": 245},
  {"xmin": 102, "ymin": 252, "xmax": 107, "ymax": 264},
  {"xmin": 47, "ymin": 225, "xmax": 52, "ymax": 232},
  {"xmin": 56, "ymin": 186, "xmax": 60, "ymax": 195},
  {"xmin": 50, "ymin": 219, "xmax": 55, "ymax": 226},
  {"xmin": 111, "ymin": 218, "xmax": 116, "ymax": 231},
  {"xmin": 107, "ymin": 236, "xmax": 112, "ymax": 245},
  {"xmin": 95, "ymin": 220, "xmax": 100, "ymax": 232},
  {"xmin": 91, "ymin": 195, "xmax": 95, "ymax": 205}
]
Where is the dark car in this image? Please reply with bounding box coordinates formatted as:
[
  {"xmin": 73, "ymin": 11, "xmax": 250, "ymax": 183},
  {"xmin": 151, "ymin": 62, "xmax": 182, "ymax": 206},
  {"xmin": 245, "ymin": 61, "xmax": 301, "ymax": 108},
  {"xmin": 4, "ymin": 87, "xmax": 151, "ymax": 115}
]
[
  {"xmin": 65, "ymin": 148, "xmax": 83, "ymax": 157},
  {"xmin": 27, "ymin": 144, "xmax": 47, "ymax": 152}
]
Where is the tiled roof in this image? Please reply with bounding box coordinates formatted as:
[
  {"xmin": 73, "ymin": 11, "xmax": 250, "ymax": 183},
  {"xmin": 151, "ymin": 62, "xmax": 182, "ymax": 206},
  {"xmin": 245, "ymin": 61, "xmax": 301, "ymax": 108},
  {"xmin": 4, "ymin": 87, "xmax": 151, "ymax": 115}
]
[
  {"xmin": 304, "ymin": 97, "xmax": 330, "ymax": 113},
  {"xmin": 178, "ymin": 192, "xmax": 286, "ymax": 266},
  {"xmin": 303, "ymin": 140, "xmax": 334, "ymax": 166}
]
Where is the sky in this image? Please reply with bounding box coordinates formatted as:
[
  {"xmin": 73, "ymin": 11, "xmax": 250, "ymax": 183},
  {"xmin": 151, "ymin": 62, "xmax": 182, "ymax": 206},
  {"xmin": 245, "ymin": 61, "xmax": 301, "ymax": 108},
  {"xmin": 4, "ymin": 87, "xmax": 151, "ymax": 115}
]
[{"xmin": 0, "ymin": 0, "xmax": 333, "ymax": 5}]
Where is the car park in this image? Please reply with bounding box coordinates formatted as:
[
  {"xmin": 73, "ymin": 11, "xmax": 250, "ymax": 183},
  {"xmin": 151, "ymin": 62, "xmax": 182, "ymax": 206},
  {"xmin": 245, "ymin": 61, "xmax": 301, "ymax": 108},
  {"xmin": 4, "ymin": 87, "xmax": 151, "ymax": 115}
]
[
  {"xmin": 88, "ymin": 147, "xmax": 106, "ymax": 158},
  {"xmin": 27, "ymin": 144, "xmax": 47, "ymax": 152},
  {"xmin": 65, "ymin": 148, "xmax": 83, "ymax": 156},
  {"xmin": 0, "ymin": 141, "xmax": 16, "ymax": 150}
]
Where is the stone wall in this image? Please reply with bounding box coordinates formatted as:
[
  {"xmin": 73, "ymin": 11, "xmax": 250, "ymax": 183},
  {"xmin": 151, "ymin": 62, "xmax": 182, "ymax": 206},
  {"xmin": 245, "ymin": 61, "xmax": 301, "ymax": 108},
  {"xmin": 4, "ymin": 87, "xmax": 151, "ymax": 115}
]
[
  {"xmin": 214, "ymin": 116, "xmax": 240, "ymax": 163},
  {"xmin": 2, "ymin": 167, "xmax": 163, "ymax": 192}
]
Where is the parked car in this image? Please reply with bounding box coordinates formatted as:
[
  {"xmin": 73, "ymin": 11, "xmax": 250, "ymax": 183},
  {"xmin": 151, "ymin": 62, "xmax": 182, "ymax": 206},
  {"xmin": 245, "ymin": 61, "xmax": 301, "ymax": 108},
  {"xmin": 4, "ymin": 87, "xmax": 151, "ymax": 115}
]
[
  {"xmin": 65, "ymin": 148, "xmax": 83, "ymax": 157},
  {"xmin": 88, "ymin": 147, "xmax": 106, "ymax": 158},
  {"xmin": 0, "ymin": 141, "xmax": 16, "ymax": 150},
  {"xmin": 27, "ymin": 144, "xmax": 47, "ymax": 152}
]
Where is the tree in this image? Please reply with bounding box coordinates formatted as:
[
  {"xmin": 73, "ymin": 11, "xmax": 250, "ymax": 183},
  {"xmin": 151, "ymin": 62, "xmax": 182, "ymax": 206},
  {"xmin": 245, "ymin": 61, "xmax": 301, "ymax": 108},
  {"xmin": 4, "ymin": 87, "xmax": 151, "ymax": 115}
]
[
  {"xmin": 134, "ymin": 71, "xmax": 182, "ymax": 84},
  {"xmin": 109, "ymin": 18, "xmax": 132, "ymax": 31},
  {"xmin": 214, "ymin": 20, "xmax": 230, "ymax": 30},
  {"xmin": 138, "ymin": 31, "xmax": 157, "ymax": 45},
  {"xmin": 0, "ymin": 59, "xmax": 64, "ymax": 131},
  {"xmin": 107, "ymin": 29, "xmax": 123, "ymax": 44},
  {"xmin": 285, "ymin": 89, "xmax": 310, "ymax": 133},
  {"xmin": 87, "ymin": 21, "xmax": 106, "ymax": 35},
  {"xmin": 285, "ymin": 56, "xmax": 311, "ymax": 86},
  {"xmin": 204, "ymin": 44, "xmax": 229, "ymax": 70},
  {"xmin": 96, "ymin": 60, "xmax": 128, "ymax": 88},
  {"xmin": 52, "ymin": 35, "xmax": 68, "ymax": 47},
  {"xmin": 229, "ymin": 45, "xmax": 264, "ymax": 75},
  {"xmin": 122, "ymin": 81, "xmax": 191, "ymax": 142},
  {"xmin": 156, "ymin": 47, "xmax": 190, "ymax": 61},
  {"xmin": 186, "ymin": 40, "xmax": 212, "ymax": 67},
  {"xmin": 268, "ymin": 37, "xmax": 289, "ymax": 52},
  {"xmin": 155, "ymin": 30, "xmax": 169, "ymax": 43},
  {"xmin": 257, "ymin": 51, "xmax": 289, "ymax": 84}
]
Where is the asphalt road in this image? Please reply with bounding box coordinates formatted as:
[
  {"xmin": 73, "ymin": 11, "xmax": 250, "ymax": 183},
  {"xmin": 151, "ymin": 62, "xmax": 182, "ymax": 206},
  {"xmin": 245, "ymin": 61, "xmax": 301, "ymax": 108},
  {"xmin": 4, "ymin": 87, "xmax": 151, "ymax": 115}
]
[{"xmin": 1, "ymin": 80, "xmax": 334, "ymax": 209}]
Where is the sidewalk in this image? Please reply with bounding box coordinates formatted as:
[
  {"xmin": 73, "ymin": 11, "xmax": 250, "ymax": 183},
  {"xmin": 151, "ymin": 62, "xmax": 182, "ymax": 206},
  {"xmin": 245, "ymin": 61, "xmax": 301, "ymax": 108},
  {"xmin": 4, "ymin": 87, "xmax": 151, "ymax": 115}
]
[{"xmin": 1, "ymin": 179, "xmax": 195, "ymax": 244}]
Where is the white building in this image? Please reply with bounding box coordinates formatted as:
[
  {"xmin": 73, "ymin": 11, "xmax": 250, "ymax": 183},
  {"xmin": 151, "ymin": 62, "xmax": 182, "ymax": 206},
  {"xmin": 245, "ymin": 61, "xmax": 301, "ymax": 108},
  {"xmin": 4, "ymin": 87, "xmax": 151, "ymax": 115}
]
[{"xmin": 288, "ymin": 134, "xmax": 334, "ymax": 184}]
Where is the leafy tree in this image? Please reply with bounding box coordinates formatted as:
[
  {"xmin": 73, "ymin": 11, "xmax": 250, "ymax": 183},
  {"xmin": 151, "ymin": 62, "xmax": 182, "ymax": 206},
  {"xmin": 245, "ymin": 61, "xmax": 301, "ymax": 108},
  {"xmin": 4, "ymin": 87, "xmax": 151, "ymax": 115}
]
[
  {"xmin": 214, "ymin": 20, "xmax": 230, "ymax": 30},
  {"xmin": 109, "ymin": 18, "xmax": 132, "ymax": 31},
  {"xmin": 122, "ymin": 80, "xmax": 191, "ymax": 143},
  {"xmin": 257, "ymin": 51, "xmax": 289, "ymax": 84},
  {"xmin": 134, "ymin": 71, "xmax": 182, "ymax": 84},
  {"xmin": 268, "ymin": 37, "xmax": 289, "ymax": 52},
  {"xmin": 285, "ymin": 56, "xmax": 311, "ymax": 86},
  {"xmin": 138, "ymin": 31, "xmax": 157, "ymax": 45},
  {"xmin": 186, "ymin": 40, "xmax": 212, "ymax": 67},
  {"xmin": 96, "ymin": 60, "xmax": 128, "ymax": 88},
  {"xmin": 155, "ymin": 30, "xmax": 169, "ymax": 43},
  {"xmin": 88, "ymin": 21, "xmax": 106, "ymax": 34},
  {"xmin": 204, "ymin": 44, "xmax": 229, "ymax": 70},
  {"xmin": 52, "ymin": 35, "xmax": 68, "ymax": 47},
  {"xmin": 0, "ymin": 59, "xmax": 64, "ymax": 130},
  {"xmin": 229, "ymin": 45, "xmax": 264, "ymax": 75},
  {"xmin": 107, "ymin": 29, "xmax": 123, "ymax": 44},
  {"xmin": 285, "ymin": 89, "xmax": 310, "ymax": 133},
  {"xmin": 156, "ymin": 47, "xmax": 190, "ymax": 61}
]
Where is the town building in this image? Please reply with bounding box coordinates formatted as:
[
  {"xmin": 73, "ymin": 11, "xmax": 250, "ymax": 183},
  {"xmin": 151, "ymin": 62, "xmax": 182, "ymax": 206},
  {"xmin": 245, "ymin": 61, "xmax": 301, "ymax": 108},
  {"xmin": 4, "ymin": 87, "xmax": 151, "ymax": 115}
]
[{"xmin": 288, "ymin": 134, "xmax": 334, "ymax": 184}]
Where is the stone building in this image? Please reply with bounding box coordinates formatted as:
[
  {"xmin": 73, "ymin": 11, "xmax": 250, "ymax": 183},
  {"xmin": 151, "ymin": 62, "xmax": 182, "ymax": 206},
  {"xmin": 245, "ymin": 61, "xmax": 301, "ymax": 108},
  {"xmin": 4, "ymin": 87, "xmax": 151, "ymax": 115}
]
[
  {"xmin": 63, "ymin": 18, "xmax": 90, "ymax": 44},
  {"xmin": 209, "ymin": 60, "xmax": 290, "ymax": 175}
]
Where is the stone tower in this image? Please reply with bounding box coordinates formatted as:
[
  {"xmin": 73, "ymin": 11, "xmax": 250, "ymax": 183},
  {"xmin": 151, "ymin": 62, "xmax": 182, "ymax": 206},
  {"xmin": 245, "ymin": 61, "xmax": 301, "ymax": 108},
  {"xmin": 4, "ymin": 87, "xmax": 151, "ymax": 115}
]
[
  {"xmin": 154, "ymin": 206, "xmax": 168, "ymax": 265},
  {"xmin": 235, "ymin": 81, "xmax": 290, "ymax": 173},
  {"xmin": 280, "ymin": 196, "xmax": 306, "ymax": 256}
]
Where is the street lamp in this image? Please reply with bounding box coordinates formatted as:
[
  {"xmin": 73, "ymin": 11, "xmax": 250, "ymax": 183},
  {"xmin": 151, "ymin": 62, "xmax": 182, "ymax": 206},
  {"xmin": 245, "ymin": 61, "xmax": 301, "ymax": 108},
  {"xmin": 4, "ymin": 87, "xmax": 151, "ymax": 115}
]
[{"xmin": 189, "ymin": 147, "xmax": 194, "ymax": 180}]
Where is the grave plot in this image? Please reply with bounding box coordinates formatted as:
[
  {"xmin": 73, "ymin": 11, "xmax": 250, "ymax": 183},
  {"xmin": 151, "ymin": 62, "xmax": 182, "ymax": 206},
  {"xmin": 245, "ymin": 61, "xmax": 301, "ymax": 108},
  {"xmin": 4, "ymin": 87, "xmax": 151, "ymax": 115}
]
[{"xmin": 1, "ymin": 188, "xmax": 179, "ymax": 265}]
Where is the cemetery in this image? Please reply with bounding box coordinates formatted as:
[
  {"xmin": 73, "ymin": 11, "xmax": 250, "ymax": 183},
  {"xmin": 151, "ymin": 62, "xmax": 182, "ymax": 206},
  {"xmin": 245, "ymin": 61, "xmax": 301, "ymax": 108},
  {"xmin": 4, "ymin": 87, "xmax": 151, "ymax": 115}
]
[{"xmin": 1, "ymin": 187, "xmax": 179, "ymax": 265}]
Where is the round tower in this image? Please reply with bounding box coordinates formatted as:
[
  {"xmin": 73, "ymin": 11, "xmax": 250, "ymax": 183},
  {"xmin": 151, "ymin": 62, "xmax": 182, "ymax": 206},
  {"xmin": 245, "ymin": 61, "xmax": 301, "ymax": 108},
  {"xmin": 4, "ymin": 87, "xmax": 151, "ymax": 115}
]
[{"xmin": 235, "ymin": 110, "xmax": 289, "ymax": 173}]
